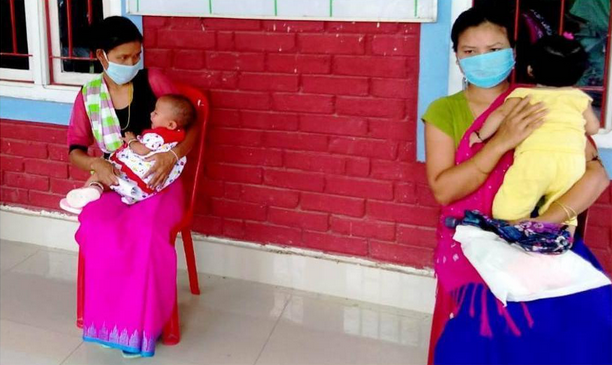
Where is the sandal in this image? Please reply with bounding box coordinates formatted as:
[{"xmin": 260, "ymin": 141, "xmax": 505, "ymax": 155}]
[
  {"xmin": 121, "ymin": 350, "xmax": 142, "ymax": 359},
  {"xmin": 59, "ymin": 198, "xmax": 82, "ymax": 215},
  {"xmin": 66, "ymin": 184, "xmax": 103, "ymax": 209}
]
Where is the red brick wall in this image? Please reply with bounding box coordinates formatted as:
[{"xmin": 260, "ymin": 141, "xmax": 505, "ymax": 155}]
[
  {"xmin": 2, "ymin": 119, "xmax": 610, "ymax": 271},
  {"xmin": 1, "ymin": 17, "xmax": 611, "ymax": 272},
  {"xmin": 143, "ymin": 17, "xmax": 439, "ymax": 268},
  {"xmin": 0, "ymin": 120, "xmax": 90, "ymax": 208}
]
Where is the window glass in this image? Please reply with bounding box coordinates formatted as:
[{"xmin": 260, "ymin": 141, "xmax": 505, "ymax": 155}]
[
  {"xmin": 0, "ymin": 0, "xmax": 29, "ymax": 70},
  {"xmin": 57, "ymin": 0, "xmax": 104, "ymax": 73},
  {"xmin": 475, "ymin": 0, "xmax": 610, "ymax": 125}
]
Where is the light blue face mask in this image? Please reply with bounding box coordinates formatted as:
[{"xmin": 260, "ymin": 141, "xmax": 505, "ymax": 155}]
[
  {"xmin": 103, "ymin": 51, "xmax": 143, "ymax": 85},
  {"xmin": 459, "ymin": 48, "xmax": 515, "ymax": 88}
]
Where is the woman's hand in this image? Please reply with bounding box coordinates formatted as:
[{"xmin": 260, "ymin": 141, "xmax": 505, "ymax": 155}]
[
  {"xmin": 90, "ymin": 158, "xmax": 119, "ymax": 186},
  {"xmin": 143, "ymin": 151, "xmax": 177, "ymax": 190},
  {"xmin": 469, "ymin": 132, "xmax": 482, "ymax": 147},
  {"xmin": 489, "ymin": 95, "xmax": 547, "ymax": 153}
]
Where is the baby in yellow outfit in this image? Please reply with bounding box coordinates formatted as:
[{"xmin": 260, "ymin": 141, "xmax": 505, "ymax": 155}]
[{"xmin": 470, "ymin": 35, "xmax": 600, "ymax": 226}]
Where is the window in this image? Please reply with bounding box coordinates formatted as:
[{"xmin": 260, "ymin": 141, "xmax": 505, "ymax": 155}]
[
  {"xmin": 449, "ymin": 0, "xmax": 612, "ymax": 141},
  {"xmin": 0, "ymin": 0, "xmax": 121, "ymax": 102},
  {"xmin": 0, "ymin": 0, "xmax": 34, "ymax": 81}
]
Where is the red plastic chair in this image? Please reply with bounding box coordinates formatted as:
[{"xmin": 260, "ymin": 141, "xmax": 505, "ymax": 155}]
[
  {"xmin": 76, "ymin": 83, "xmax": 210, "ymax": 347},
  {"xmin": 426, "ymin": 209, "xmax": 590, "ymax": 364}
]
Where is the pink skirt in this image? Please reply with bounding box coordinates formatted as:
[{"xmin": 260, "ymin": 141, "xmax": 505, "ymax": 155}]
[{"xmin": 76, "ymin": 179, "xmax": 184, "ymax": 356}]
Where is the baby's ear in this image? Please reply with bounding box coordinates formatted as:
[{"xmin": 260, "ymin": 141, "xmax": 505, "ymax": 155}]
[{"xmin": 168, "ymin": 120, "xmax": 178, "ymax": 130}]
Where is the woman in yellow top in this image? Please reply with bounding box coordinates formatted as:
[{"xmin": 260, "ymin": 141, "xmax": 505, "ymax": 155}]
[{"xmin": 469, "ymin": 35, "xmax": 601, "ymax": 226}]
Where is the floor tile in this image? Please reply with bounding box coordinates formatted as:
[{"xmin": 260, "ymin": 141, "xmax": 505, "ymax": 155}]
[
  {"xmin": 60, "ymin": 343, "xmax": 202, "ymax": 365},
  {"xmin": 0, "ymin": 249, "xmax": 80, "ymax": 337},
  {"xmin": 0, "ymin": 241, "xmax": 431, "ymax": 365},
  {"xmin": 0, "ymin": 240, "xmax": 39, "ymax": 272},
  {"xmin": 181, "ymin": 273, "xmax": 291, "ymax": 317},
  {"xmin": 157, "ymin": 277, "xmax": 291, "ymax": 365},
  {"xmin": 255, "ymin": 295, "xmax": 431, "ymax": 365},
  {"xmin": 0, "ymin": 320, "xmax": 82, "ymax": 365}
]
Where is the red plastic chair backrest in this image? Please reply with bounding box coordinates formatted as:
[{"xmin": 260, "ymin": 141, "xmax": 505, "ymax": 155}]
[
  {"xmin": 174, "ymin": 83, "xmax": 210, "ymax": 228},
  {"xmin": 576, "ymin": 210, "xmax": 589, "ymax": 240}
]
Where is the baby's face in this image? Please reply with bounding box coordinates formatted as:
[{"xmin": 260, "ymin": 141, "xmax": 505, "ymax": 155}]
[{"xmin": 150, "ymin": 99, "xmax": 175, "ymax": 129}]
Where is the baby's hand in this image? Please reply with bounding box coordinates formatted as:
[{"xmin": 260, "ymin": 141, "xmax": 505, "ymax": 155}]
[
  {"xmin": 469, "ymin": 132, "xmax": 481, "ymax": 147},
  {"xmin": 130, "ymin": 141, "xmax": 152, "ymax": 156},
  {"xmin": 122, "ymin": 131, "xmax": 137, "ymax": 144}
]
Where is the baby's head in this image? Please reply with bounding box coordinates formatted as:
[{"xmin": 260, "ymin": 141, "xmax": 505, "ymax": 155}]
[
  {"xmin": 528, "ymin": 35, "xmax": 587, "ymax": 87},
  {"xmin": 150, "ymin": 94, "xmax": 196, "ymax": 130}
]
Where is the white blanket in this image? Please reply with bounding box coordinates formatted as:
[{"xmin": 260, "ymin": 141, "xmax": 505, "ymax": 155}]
[{"xmin": 454, "ymin": 225, "xmax": 611, "ymax": 306}]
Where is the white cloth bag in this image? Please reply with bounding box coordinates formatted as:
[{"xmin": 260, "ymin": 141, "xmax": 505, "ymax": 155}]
[{"xmin": 454, "ymin": 225, "xmax": 611, "ymax": 306}]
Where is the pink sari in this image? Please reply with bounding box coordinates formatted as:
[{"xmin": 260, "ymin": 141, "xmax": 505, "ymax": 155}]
[
  {"xmin": 429, "ymin": 87, "xmax": 516, "ymax": 355},
  {"xmin": 76, "ymin": 179, "xmax": 184, "ymax": 356},
  {"xmin": 435, "ymin": 88, "xmax": 516, "ymax": 292}
]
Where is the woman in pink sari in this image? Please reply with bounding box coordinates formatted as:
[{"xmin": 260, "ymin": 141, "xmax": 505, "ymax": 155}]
[
  {"xmin": 66, "ymin": 17, "xmax": 198, "ymax": 358},
  {"xmin": 423, "ymin": 5, "xmax": 611, "ymax": 364}
]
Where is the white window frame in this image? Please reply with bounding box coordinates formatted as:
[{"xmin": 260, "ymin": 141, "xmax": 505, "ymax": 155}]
[
  {"xmin": 447, "ymin": 0, "xmax": 471, "ymax": 96},
  {"xmin": 0, "ymin": 66, "xmax": 32, "ymax": 82},
  {"xmin": 0, "ymin": 1, "xmax": 40, "ymax": 82},
  {"xmin": 48, "ymin": 0, "xmax": 118, "ymax": 85},
  {"xmin": 448, "ymin": 0, "xmax": 612, "ymax": 148},
  {"xmin": 0, "ymin": 0, "xmax": 122, "ymax": 103}
]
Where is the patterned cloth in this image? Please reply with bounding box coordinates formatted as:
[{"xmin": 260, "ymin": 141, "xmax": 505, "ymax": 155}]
[
  {"xmin": 109, "ymin": 128, "xmax": 186, "ymax": 204},
  {"xmin": 83, "ymin": 323, "xmax": 156, "ymax": 355},
  {"xmin": 82, "ymin": 74, "xmax": 124, "ymax": 153},
  {"xmin": 448, "ymin": 210, "xmax": 573, "ymax": 255}
]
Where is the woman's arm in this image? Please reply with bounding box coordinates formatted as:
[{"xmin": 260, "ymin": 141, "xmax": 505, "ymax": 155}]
[
  {"xmin": 426, "ymin": 96, "xmax": 547, "ymax": 205},
  {"xmin": 536, "ymin": 140, "xmax": 609, "ymax": 223},
  {"xmin": 69, "ymin": 149, "xmax": 119, "ymax": 186},
  {"xmin": 67, "ymin": 91, "xmax": 119, "ymax": 186},
  {"xmin": 426, "ymin": 124, "xmax": 507, "ymax": 205}
]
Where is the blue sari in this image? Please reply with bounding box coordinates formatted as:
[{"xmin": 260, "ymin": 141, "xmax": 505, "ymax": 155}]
[{"xmin": 434, "ymin": 236, "xmax": 612, "ymax": 364}]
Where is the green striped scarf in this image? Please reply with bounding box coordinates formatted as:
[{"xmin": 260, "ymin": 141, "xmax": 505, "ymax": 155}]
[{"xmin": 82, "ymin": 74, "xmax": 123, "ymax": 153}]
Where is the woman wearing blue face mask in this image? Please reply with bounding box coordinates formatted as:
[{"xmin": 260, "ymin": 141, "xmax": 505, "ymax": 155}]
[
  {"xmin": 423, "ymin": 5, "xmax": 611, "ymax": 365},
  {"xmin": 65, "ymin": 16, "xmax": 198, "ymax": 358}
]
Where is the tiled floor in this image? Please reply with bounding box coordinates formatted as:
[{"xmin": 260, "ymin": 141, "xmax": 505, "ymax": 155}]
[{"xmin": 0, "ymin": 239, "xmax": 431, "ymax": 365}]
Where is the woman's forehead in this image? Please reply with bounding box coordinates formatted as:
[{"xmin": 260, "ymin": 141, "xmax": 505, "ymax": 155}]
[
  {"xmin": 109, "ymin": 41, "xmax": 141, "ymax": 55},
  {"xmin": 458, "ymin": 22, "xmax": 510, "ymax": 47}
]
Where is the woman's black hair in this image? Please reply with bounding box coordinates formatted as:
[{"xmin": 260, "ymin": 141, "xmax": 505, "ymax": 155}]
[
  {"xmin": 529, "ymin": 35, "xmax": 587, "ymax": 87},
  {"xmin": 451, "ymin": 5, "xmax": 515, "ymax": 52},
  {"xmin": 89, "ymin": 16, "xmax": 143, "ymax": 53}
]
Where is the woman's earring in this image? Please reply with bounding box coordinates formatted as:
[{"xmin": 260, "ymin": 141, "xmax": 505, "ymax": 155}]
[{"xmin": 462, "ymin": 76, "xmax": 468, "ymax": 90}]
